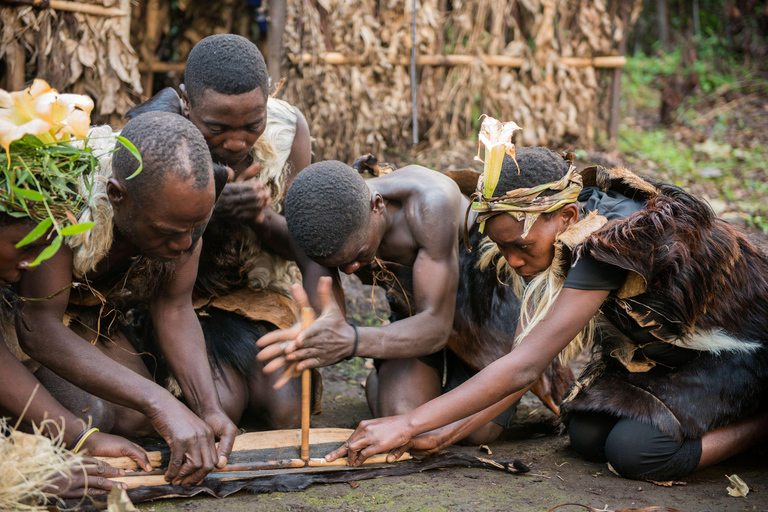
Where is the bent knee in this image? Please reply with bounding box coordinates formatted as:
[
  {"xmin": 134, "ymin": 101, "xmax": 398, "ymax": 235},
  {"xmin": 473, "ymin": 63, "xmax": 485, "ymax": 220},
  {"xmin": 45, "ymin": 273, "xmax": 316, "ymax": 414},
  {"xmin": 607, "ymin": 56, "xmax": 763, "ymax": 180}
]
[
  {"xmin": 458, "ymin": 422, "xmax": 503, "ymax": 446},
  {"xmin": 266, "ymin": 401, "xmax": 301, "ymax": 429},
  {"xmin": 110, "ymin": 406, "xmax": 153, "ymax": 437},
  {"xmin": 568, "ymin": 413, "xmax": 618, "ymax": 462},
  {"xmin": 604, "ymin": 419, "xmax": 701, "ymax": 480}
]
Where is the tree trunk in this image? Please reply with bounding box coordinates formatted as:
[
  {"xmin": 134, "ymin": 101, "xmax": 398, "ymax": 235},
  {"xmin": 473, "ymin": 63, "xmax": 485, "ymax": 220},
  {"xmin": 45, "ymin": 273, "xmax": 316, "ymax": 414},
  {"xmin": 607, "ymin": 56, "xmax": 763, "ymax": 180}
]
[
  {"xmin": 656, "ymin": 0, "xmax": 670, "ymax": 49},
  {"xmin": 267, "ymin": 0, "xmax": 287, "ymax": 83}
]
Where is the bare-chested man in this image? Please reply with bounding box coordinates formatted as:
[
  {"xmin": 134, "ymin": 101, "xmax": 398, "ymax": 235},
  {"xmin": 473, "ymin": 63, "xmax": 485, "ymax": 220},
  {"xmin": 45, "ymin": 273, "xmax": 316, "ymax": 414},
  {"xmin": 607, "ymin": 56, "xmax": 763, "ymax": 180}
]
[
  {"xmin": 256, "ymin": 160, "xmax": 572, "ymax": 444},
  {"xmin": 16, "ymin": 112, "xmax": 238, "ymax": 486}
]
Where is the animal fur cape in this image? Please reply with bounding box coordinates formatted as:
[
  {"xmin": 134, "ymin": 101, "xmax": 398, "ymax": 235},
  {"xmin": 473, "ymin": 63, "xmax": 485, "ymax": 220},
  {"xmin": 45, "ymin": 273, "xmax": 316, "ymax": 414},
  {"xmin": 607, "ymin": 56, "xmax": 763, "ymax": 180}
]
[{"xmin": 560, "ymin": 166, "xmax": 768, "ymax": 442}]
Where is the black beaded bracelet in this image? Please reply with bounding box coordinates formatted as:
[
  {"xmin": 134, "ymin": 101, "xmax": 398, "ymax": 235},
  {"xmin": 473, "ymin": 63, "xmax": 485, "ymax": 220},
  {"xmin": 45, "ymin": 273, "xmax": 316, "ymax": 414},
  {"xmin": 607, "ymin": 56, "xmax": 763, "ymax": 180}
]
[
  {"xmin": 345, "ymin": 323, "xmax": 359, "ymax": 360},
  {"xmin": 69, "ymin": 427, "xmax": 90, "ymax": 451}
]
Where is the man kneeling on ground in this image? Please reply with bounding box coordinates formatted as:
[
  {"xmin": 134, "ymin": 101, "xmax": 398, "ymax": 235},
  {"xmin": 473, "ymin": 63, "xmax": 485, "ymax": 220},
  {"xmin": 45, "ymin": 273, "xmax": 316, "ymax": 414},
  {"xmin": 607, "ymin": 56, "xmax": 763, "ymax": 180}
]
[{"xmin": 16, "ymin": 112, "xmax": 238, "ymax": 486}]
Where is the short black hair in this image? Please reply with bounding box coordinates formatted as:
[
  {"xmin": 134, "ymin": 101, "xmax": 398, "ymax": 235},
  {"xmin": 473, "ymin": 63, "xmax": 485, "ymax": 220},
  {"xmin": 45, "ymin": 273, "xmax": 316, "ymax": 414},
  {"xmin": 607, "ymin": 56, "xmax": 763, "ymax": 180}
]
[
  {"xmin": 285, "ymin": 161, "xmax": 371, "ymax": 259},
  {"xmin": 113, "ymin": 111, "xmax": 212, "ymax": 203},
  {"xmin": 493, "ymin": 146, "xmax": 569, "ymax": 197},
  {"xmin": 184, "ymin": 34, "xmax": 269, "ymax": 106}
]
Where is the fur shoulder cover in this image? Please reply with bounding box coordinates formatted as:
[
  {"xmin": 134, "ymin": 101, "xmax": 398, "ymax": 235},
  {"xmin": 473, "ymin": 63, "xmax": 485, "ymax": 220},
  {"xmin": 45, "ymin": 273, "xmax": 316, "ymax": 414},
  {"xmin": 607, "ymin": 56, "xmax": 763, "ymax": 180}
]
[{"xmin": 561, "ymin": 166, "xmax": 768, "ymax": 441}]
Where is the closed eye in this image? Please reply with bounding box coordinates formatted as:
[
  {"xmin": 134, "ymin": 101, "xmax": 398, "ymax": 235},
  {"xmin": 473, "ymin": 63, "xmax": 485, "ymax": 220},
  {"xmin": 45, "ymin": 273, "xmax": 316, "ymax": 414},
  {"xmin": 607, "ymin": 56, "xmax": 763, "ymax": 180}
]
[{"xmin": 247, "ymin": 120, "xmax": 265, "ymax": 132}]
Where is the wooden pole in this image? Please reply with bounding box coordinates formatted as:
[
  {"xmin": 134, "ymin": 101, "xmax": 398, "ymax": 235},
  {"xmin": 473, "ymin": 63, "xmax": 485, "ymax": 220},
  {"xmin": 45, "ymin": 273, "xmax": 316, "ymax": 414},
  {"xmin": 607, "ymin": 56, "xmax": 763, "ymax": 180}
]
[
  {"xmin": 410, "ymin": 0, "xmax": 418, "ymax": 145},
  {"xmin": 48, "ymin": 0, "xmax": 127, "ymax": 17},
  {"xmin": 109, "ymin": 453, "xmax": 412, "ymax": 489},
  {"xmin": 608, "ymin": 7, "xmax": 632, "ymax": 143},
  {"xmin": 267, "ymin": 0, "xmax": 287, "ymax": 83},
  {"xmin": 8, "ymin": 43, "xmax": 26, "ymax": 91},
  {"xmin": 286, "ymin": 52, "xmax": 625, "ymax": 68},
  {"xmin": 300, "ymin": 307, "xmax": 313, "ymax": 462},
  {"xmin": 139, "ymin": 54, "xmax": 625, "ymax": 76},
  {"xmin": 140, "ymin": 0, "xmax": 162, "ymax": 100}
]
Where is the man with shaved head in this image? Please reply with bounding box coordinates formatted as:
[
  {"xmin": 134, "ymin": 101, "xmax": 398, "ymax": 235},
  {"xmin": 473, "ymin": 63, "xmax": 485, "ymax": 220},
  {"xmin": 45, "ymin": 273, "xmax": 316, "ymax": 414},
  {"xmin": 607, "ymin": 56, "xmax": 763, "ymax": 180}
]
[{"xmin": 16, "ymin": 112, "xmax": 238, "ymax": 486}]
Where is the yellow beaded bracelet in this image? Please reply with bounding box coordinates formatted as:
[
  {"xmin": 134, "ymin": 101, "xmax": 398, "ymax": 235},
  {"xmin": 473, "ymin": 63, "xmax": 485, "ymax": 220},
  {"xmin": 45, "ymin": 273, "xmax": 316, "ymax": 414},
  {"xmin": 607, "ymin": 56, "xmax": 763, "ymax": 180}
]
[{"xmin": 72, "ymin": 427, "xmax": 99, "ymax": 453}]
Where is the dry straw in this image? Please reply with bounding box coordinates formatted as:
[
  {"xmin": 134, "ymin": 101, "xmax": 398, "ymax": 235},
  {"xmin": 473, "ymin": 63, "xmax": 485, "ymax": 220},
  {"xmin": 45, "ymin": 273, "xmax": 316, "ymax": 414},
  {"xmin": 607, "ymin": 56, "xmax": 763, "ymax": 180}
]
[
  {"xmin": 0, "ymin": 2, "xmax": 141, "ymax": 126},
  {"xmin": 0, "ymin": 417, "xmax": 86, "ymax": 511},
  {"xmin": 282, "ymin": 0, "xmax": 642, "ymax": 162}
]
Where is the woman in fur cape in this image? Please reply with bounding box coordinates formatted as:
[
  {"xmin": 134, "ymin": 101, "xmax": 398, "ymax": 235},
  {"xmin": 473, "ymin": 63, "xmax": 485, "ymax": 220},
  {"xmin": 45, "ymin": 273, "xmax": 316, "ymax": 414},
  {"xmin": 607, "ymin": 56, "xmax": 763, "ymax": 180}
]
[{"xmin": 327, "ymin": 139, "xmax": 768, "ymax": 481}]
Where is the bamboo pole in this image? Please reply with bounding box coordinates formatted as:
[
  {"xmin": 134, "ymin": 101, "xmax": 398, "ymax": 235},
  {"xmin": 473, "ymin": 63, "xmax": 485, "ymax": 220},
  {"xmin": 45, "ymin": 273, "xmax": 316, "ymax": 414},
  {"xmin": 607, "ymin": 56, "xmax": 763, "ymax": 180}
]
[
  {"xmin": 48, "ymin": 0, "xmax": 127, "ymax": 17},
  {"xmin": 139, "ymin": 62, "xmax": 186, "ymax": 73},
  {"xmin": 286, "ymin": 52, "xmax": 626, "ymax": 68},
  {"xmin": 300, "ymin": 307, "xmax": 313, "ymax": 462},
  {"xmin": 140, "ymin": 54, "xmax": 625, "ymax": 76}
]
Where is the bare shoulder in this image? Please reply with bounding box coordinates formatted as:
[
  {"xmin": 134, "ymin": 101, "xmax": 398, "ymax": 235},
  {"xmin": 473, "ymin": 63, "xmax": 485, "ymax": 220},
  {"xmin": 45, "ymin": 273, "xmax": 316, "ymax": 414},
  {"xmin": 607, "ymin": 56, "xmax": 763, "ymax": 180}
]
[
  {"xmin": 385, "ymin": 165, "xmax": 462, "ymax": 203},
  {"xmin": 386, "ymin": 166, "xmax": 462, "ymax": 250}
]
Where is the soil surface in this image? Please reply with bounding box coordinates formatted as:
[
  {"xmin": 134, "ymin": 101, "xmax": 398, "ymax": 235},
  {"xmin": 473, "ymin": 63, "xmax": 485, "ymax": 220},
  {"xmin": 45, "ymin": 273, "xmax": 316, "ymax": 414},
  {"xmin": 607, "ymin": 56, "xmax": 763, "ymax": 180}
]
[{"xmin": 135, "ymin": 274, "xmax": 768, "ymax": 512}]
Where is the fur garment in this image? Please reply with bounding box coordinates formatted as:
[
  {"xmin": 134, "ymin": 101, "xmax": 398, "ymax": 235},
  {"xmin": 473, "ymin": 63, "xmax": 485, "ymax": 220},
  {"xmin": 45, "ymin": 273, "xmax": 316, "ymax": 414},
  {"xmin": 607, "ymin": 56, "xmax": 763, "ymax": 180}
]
[{"xmin": 561, "ymin": 167, "xmax": 768, "ymax": 441}]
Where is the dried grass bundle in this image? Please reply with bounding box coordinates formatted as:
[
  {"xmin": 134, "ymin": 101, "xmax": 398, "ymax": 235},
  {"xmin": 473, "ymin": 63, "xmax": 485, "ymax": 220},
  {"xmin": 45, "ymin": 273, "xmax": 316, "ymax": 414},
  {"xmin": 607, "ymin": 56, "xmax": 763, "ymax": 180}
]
[
  {"xmin": 0, "ymin": 1, "xmax": 142, "ymax": 127},
  {"xmin": 282, "ymin": 0, "xmax": 642, "ymax": 161},
  {"xmin": 0, "ymin": 417, "xmax": 85, "ymax": 511}
]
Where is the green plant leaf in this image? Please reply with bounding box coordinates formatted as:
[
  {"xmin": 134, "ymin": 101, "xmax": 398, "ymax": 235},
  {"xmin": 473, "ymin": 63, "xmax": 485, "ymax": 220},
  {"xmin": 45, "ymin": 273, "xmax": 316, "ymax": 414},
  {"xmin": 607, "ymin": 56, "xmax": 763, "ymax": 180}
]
[
  {"xmin": 27, "ymin": 234, "xmax": 63, "ymax": 267},
  {"xmin": 12, "ymin": 187, "xmax": 46, "ymax": 202},
  {"xmin": 59, "ymin": 222, "xmax": 95, "ymax": 236},
  {"xmin": 15, "ymin": 217, "xmax": 53, "ymax": 248},
  {"xmin": 116, "ymin": 135, "xmax": 143, "ymax": 179}
]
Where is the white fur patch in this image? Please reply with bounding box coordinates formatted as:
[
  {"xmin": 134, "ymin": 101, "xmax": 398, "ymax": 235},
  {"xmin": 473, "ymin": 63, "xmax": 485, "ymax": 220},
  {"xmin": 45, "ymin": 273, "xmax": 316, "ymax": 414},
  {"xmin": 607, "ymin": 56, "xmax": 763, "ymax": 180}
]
[{"xmin": 671, "ymin": 328, "xmax": 762, "ymax": 354}]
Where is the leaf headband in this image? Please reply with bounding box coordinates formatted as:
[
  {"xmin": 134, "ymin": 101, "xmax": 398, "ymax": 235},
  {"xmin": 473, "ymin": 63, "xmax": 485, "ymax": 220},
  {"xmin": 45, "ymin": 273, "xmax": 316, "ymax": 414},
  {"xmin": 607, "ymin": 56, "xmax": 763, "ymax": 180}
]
[{"xmin": 467, "ymin": 116, "xmax": 583, "ymax": 243}]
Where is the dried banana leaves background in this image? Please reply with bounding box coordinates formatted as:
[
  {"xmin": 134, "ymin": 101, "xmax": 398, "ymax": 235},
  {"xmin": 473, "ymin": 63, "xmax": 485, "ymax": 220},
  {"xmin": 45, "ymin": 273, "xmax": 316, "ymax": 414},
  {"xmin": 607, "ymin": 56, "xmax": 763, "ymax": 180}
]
[
  {"xmin": 0, "ymin": 1, "xmax": 141, "ymax": 126},
  {"xmin": 282, "ymin": 0, "xmax": 643, "ymax": 162},
  {"xmin": 1, "ymin": 0, "xmax": 642, "ymax": 160}
]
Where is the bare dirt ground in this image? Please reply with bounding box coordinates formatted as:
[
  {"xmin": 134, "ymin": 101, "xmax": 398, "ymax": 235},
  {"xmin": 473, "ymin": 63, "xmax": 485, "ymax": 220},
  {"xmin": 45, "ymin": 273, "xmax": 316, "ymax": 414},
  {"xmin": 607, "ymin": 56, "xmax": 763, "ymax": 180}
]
[
  {"xmin": 136, "ymin": 275, "xmax": 768, "ymax": 512},
  {"xmin": 136, "ymin": 74, "xmax": 768, "ymax": 511}
]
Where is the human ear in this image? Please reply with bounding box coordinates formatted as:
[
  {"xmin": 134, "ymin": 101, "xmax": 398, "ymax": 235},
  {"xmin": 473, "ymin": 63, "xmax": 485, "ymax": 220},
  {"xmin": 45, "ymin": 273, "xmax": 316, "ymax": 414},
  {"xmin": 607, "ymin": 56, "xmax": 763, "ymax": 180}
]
[
  {"xmin": 371, "ymin": 193, "xmax": 386, "ymax": 215},
  {"xmin": 179, "ymin": 85, "xmax": 190, "ymax": 117},
  {"xmin": 106, "ymin": 178, "xmax": 128, "ymax": 211},
  {"xmin": 559, "ymin": 203, "xmax": 580, "ymax": 227}
]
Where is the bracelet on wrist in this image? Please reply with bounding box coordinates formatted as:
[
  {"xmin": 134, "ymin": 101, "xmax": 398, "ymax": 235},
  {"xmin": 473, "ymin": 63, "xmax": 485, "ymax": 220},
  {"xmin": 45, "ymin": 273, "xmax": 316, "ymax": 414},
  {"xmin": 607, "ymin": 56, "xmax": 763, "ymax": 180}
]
[
  {"xmin": 71, "ymin": 427, "xmax": 99, "ymax": 453},
  {"xmin": 345, "ymin": 323, "xmax": 359, "ymax": 360}
]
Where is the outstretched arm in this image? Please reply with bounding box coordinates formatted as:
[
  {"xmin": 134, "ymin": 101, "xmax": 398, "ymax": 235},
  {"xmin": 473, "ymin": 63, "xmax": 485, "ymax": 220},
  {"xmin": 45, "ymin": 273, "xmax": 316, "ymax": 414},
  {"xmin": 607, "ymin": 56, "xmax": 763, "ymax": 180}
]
[
  {"xmin": 326, "ymin": 287, "xmax": 609, "ymax": 464},
  {"xmin": 16, "ymin": 246, "xmax": 219, "ymax": 485},
  {"xmin": 0, "ymin": 341, "xmax": 150, "ymax": 469},
  {"xmin": 150, "ymin": 241, "xmax": 239, "ymax": 476}
]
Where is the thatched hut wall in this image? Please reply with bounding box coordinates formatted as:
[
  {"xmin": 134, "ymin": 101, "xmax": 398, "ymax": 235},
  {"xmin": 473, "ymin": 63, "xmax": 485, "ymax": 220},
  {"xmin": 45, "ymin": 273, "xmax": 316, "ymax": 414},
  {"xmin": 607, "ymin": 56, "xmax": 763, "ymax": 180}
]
[
  {"xmin": 282, "ymin": 0, "xmax": 642, "ymax": 162},
  {"xmin": 0, "ymin": 1, "xmax": 142, "ymax": 126},
  {"xmin": 2, "ymin": 0, "xmax": 641, "ymax": 159}
]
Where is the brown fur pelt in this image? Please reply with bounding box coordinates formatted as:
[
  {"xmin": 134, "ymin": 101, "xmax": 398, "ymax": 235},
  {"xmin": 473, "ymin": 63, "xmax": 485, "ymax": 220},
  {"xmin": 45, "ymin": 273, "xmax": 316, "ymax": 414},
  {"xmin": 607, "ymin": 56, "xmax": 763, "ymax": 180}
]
[
  {"xmin": 561, "ymin": 180, "xmax": 768, "ymax": 441},
  {"xmin": 65, "ymin": 257, "xmax": 175, "ymax": 339},
  {"xmin": 194, "ymin": 217, "xmax": 256, "ymax": 299}
]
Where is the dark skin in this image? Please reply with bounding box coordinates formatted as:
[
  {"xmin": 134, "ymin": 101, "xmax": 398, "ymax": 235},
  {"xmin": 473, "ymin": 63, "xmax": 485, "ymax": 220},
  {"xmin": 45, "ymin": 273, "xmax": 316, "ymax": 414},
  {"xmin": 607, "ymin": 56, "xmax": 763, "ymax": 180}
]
[
  {"xmin": 0, "ymin": 222, "xmax": 150, "ymax": 497},
  {"xmin": 16, "ymin": 173, "xmax": 239, "ymax": 486},
  {"xmin": 178, "ymin": 83, "xmax": 338, "ymax": 425},
  {"xmin": 258, "ymin": 166, "xmax": 476, "ymax": 428},
  {"xmin": 181, "ymin": 85, "xmax": 311, "ymax": 260},
  {"xmin": 327, "ymin": 206, "xmax": 768, "ymax": 469}
]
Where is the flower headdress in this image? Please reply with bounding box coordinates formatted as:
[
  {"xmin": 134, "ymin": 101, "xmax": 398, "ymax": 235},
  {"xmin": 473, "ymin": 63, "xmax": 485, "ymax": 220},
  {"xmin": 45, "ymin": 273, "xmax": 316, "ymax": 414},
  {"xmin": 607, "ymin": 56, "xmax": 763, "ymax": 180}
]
[
  {"xmin": 469, "ymin": 116, "xmax": 583, "ymax": 239},
  {"xmin": 0, "ymin": 80, "xmax": 141, "ymax": 267}
]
